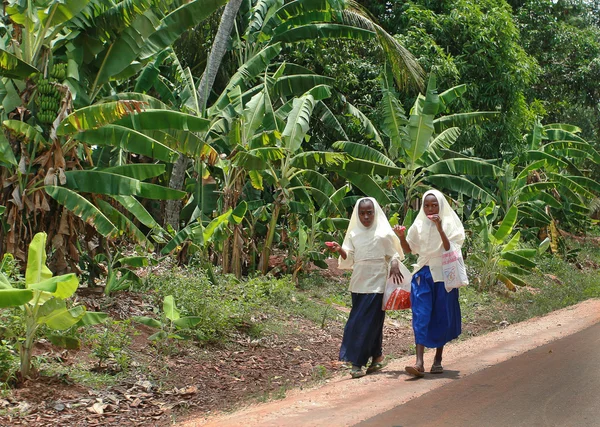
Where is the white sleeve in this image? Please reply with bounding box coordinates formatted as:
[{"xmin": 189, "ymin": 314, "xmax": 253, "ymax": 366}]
[{"xmin": 338, "ymin": 234, "xmax": 355, "ymax": 270}]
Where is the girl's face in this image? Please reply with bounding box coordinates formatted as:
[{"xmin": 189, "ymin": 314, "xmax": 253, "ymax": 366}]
[
  {"xmin": 358, "ymin": 200, "xmax": 375, "ymax": 228},
  {"xmin": 423, "ymin": 194, "xmax": 440, "ymax": 216}
]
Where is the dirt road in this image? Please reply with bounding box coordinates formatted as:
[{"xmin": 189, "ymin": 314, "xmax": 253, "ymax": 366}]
[{"xmin": 179, "ymin": 299, "xmax": 600, "ymax": 427}]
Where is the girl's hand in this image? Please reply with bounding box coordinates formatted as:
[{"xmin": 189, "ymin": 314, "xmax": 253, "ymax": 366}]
[
  {"xmin": 325, "ymin": 241, "xmax": 341, "ymax": 253},
  {"xmin": 427, "ymin": 214, "xmax": 442, "ymax": 227},
  {"xmin": 388, "ymin": 260, "xmax": 404, "ymax": 284},
  {"xmin": 393, "ymin": 225, "xmax": 406, "ymax": 238}
]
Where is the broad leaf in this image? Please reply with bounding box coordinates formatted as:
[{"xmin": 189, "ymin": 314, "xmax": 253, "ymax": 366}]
[
  {"xmin": 163, "ymin": 295, "xmax": 180, "ymax": 321},
  {"xmin": 0, "ymin": 289, "xmax": 33, "ymax": 307},
  {"xmin": 494, "ymin": 206, "xmax": 518, "ymax": 241},
  {"xmin": 0, "ymin": 49, "xmax": 39, "ymax": 79},
  {"xmin": 25, "ymin": 233, "xmax": 53, "ymax": 286},
  {"xmin": 45, "ymin": 186, "xmax": 117, "ymax": 237}
]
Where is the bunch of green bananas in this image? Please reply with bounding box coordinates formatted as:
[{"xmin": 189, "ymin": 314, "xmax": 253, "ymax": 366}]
[
  {"xmin": 35, "ymin": 74, "xmax": 62, "ymax": 125},
  {"xmin": 50, "ymin": 63, "xmax": 67, "ymax": 80}
]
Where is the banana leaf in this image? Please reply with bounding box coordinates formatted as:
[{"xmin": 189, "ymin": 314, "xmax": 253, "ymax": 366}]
[
  {"xmin": 57, "ymin": 100, "xmax": 149, "ymax": 134},
  {"xmin": 332, "ymin": 141, "xmax": 396, "ymax": 166},
  {"xmin": 271, "ymin": 23, "xmax": 374, "ymax": 44},
  {"xmin": 337, "ymin": 170, "xmax": 390, "ymax": 205},
  {"xmin": 45, "ymin": 186, "xmax": 117, "ymax": 237},
  {"xmin": 3, "ymin": 120, "xmax": 48, "ymax": 146},
  {"xmin": 494, "ymin": 206, "xmax": 518, "ymax": 241},
  {"xmin": 112, "ymin": 195, "xmax": 164, "ymax": 231},
  {"xmin": 0, "ymin": 132, "xmax": 17, "ymax": 166},
  {"xmin": 501, "ymin": 251, "xmax": 537, "ymax": 269},
  {"xmin": 273, "ymin": 75, "xmax": 334, "ymax": 97},
  {"xmin": 344, "ymin": 102, "xmax": 384, "ymax": 148},
  {"xmin": 282, "ymin": 94, "xmax": 315, "ymax": 152},
  {"xmin": 75, "ymin": 125, "xmax": 179, "ymax": 163},
  {"xmin": 423, "ymin": 174, "xmax": 494, "ymax": 202},
  {"xmin": 426, "ymin": 158, "xmax": 502, "ymax": 177},
  {"xmin": 433, "ymin": 112, "xmax": 498, "ymax": 134},
  {"xmin": 102, "ymin": 164, "xmax": 166, "ymax": 181},
  {"xmin": 0, "ymin": 48, "xmax": 39, "ymax": 79}
]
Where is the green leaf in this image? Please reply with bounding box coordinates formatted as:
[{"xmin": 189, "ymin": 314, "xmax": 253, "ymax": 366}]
[
  {"xmin": 502, "ymin": 231, "xmax": 521, "ymax": 253},
  {"xmin": 57, "ymin": 101, "xmax": 149, "ymax": 135},
  {"xmin": 406, "ymin": 74, "xmax": 438, "ymax": 165},
  {"xmin": 47, "ymin": 335, "xmax": 81, "ymax": 350},
  {"xmin": 172, "ymin": 316, "xmax": 203, "ymax": 329},
  {"xmin": 116, "ymin": 110, "xmax": 211, "ymax": 132},
  {"xmin": 289, "ymin": 151, "xmax": 351, "ymax": 170},
  {"xmin": 29, "ymin": 274, "xmax": 79, "ymax": 299},
  {"xmin": 163, "ymin": 295, "xmax": 180, "ymax": 321},
  {"xmin": 538, "ymin": 237, "xmax": 551, "ymax": 255},
  {"xmin": 161, "ymin": 222, "xmax": 203, "ymax": 255},
  {"xmin": 333, "ymin": 141, "xmax": 396, "ymax": 167},
  {"xmin": 344, "ymin": 102, "xmax": 384, "ymax": 148},
  {"xmin": 0, "ymin": 289, "xmax": 33, "ymax": 307},
  {"xmin": 0, "ymin": 272, "xmax": 11, "ymax": 289},
  {"xmin": 433, "ymin": 112, "xmax": 498, "ymax": 134},
  {"xmin": 112, "ymin": 195, "xmax": 164, "ymax": 231},
  {"xmin": 271, "ymin": 23, "xmax": 374, "ymax": 44},
  {"xmin": 117, "ymin": 256, "xmax": 149, "ymax": 268},
  {"xmin": 97, "ymin": 199, "xmax": 153, "ymax": 249},
  {"xmin": 25, "ymin": 233, "xmax": 53, "ymax": 286},
  {"xmin": 75, "ymin": 125, "xmax": 179, "ymax": 163},
  {"xmin": 501, "ymin": 251, "xmax": 537, "ymax": 269},
  {"xmin": 273, "ymin": 75, "xmax": 334, "ymax": 98},
  {"xmin": 74, "ymin": 312, "xmax": 109, "ymax": 327},
  {"xmin": 45, "ymin": 186, "xmax": 117, "ymax": 238},
  {"xmin": 140, "ymin": 0, "xmax": 228, "ymax": 60},
  {"xmin": 38, "ymin": 306, "xmax": 86, "ymax": 330},
  {"xmin": 438, "ymin": 84, "xmax": 467, "ymax": 111},
  {"xmin": 494, "ymin": 206, "xmax": 518, "ymax": 242},
  {"xmin": 282, "ymin": 94, "xmax": 315, "ymax": 152},
  {"xmin": 133, "ymin": 316, "xmax": 163, "ymax": 329},
  {"xmin": 0, "ymin": 48, "xmax": 39, "ymax": 79},
  {"xmin": 424, "ymin": 174, "xmax": 494, "ymax": 202},
  {"xmin": 337, "ymin": 170, "xmax": 391, "ymax": 205},
  {"xmin": 3, "ymin": 120, "xmax": 48, "ymax": 146},
  {"xmin": 426, "ymin": 158, "xmax": 502, "ymax": 177},
  {"xmin": 0, "ymin": 132, "xmax": 17, "ymax": 166},
  {"xmin": 102, "ymin": 164, "xmax": 166, "ymax": 181}
]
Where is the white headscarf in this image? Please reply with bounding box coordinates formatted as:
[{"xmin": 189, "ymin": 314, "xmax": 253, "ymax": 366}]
[
  {"xmin": 341, "ymin": 197, "xmax": 404, "ymax": 263},
  {"xmin": 406, "ymin": 189, "xmax": 465, "ymax": 260}
]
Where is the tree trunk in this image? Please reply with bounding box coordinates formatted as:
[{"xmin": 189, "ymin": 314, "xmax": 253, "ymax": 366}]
[
  {"xmin": 165, "ymin": 0, "xmax": 243, "ymax": 229},
  {"xmin": 196, "ymin": 0, "xmax": 244, "ymax": 113},
  {"xmin": 259, "ymin": 201, "xmax": 282, "ymax": 275}
]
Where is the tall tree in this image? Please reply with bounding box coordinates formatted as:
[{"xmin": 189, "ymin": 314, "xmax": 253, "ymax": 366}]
[{"xmin": 165, "ymin": 0, "xmax": 244, "ymax": 230}]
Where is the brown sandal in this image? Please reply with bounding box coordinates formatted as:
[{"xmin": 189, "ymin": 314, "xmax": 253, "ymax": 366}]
[
  {"xmin": 405, "ymin": 365, "xmax": 425, "ymax": 378},
  {"xmin": 430, "ymin": 364, "xmax": 444, "ymax": 374}
]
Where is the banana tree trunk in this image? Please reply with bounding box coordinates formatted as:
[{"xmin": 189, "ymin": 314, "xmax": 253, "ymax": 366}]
[
  {"xmin": 196, "ymin": 0, "xmax": 243, "ymax": 112},
  {"xmin": 231, "ymin": 223, "xmax": 243, "ymax": 278},
  {"xmin": 164, "ymin": 154, "xmax": 189, "ymax": 230},
  {"xmin": 259, "ymin": 201, "xmax": 282, "ymax": 275},
  {"xmin": 166, "ymin": 0, "xmax": 243, "ymax": 229}
]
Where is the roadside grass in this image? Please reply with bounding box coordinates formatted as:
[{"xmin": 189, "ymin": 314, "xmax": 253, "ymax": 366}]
[{"xmin": 503, "ymin": 241, "xmax": 600, "ymax": 323}]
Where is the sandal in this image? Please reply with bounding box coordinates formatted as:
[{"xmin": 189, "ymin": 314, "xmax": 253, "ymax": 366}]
[
  {"xmin": 366, "ymin": 361, "xmax": 384, "ymax": 374},
  {"xmin": 405, "ymin": 365, "xmax": 425, "ymax": 378},
  {"xmin": 350, "ymin": 366, "xmax": 366, "ymax": 379},
  {"xmin": 430, "ymin": 364, "xmax": 444, "ymax": 374}
]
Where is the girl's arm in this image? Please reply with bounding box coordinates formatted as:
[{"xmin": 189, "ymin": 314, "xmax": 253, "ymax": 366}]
[{"xmin": 393, "ymin": 225, "xmax": 412, "ymax": 254}]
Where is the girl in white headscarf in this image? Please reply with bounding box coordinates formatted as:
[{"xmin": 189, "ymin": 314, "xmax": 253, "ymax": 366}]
[
  {"xmin": 394, "ymin": 189, "xmax": 465, "ymax": 378},
  {"xmin": 327, "ymin": 197, "xmax": 404, "ymax": 378}
]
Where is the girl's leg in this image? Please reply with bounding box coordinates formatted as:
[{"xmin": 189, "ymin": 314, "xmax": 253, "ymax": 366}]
[
  {"xmin": 415, "ymin": 344, "xmax": 425, "ymax": 370},
  {"xmin": 434, "ymin": 346, "xmax": 444, "ymax": 365}
]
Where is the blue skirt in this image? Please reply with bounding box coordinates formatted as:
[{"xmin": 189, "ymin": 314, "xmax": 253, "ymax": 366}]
[
  {"xmin": 339, "ymin": 293, "xmax": 385, "ymax": 367},
  {"xmin": 411, "ymin": 266, "xmax": 461, "ymax": 348}
]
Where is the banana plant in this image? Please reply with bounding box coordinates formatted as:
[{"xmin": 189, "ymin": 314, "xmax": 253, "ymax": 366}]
[
  {"xmin": 134, "ymin": 295, "xmax": 203, "ymax": 341},
  {"xmin": 468, "ymin": 204, "xmax": 549, "ymax": 291},
  {"xmin": 0, "ymin": 233, "xmax": 105, "ymax": 377},
  {"xmin": 334, "ymin": 72, "xmax": 499, "ymax": 215}
]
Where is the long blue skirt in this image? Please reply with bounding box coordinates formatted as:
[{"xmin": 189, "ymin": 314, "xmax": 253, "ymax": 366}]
[
  {"xmin": 411, "ymin": 266, "xmax": 461, "ymax": 348},
  {"xmin": 339, "ymin": 293, "xmax": 385, "ymax": 367}
]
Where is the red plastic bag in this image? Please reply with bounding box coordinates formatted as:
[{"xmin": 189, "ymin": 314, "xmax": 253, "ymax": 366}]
[
  {"xmin": 382, "ymin": 262, "xmax": 412, "ymax": 311},
  {"xmin": 383, "ymin": 287, "xmax": 411, "ymax": 310}
]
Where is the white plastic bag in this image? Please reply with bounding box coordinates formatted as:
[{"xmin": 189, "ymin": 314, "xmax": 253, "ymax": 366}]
[
  {"xmin": 442, "ymin": 244, "xmax": 469, "ymax": 292},
  {"xmin": 382, "ymin": 262, "xmax": 413, "ymax": 311}
]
